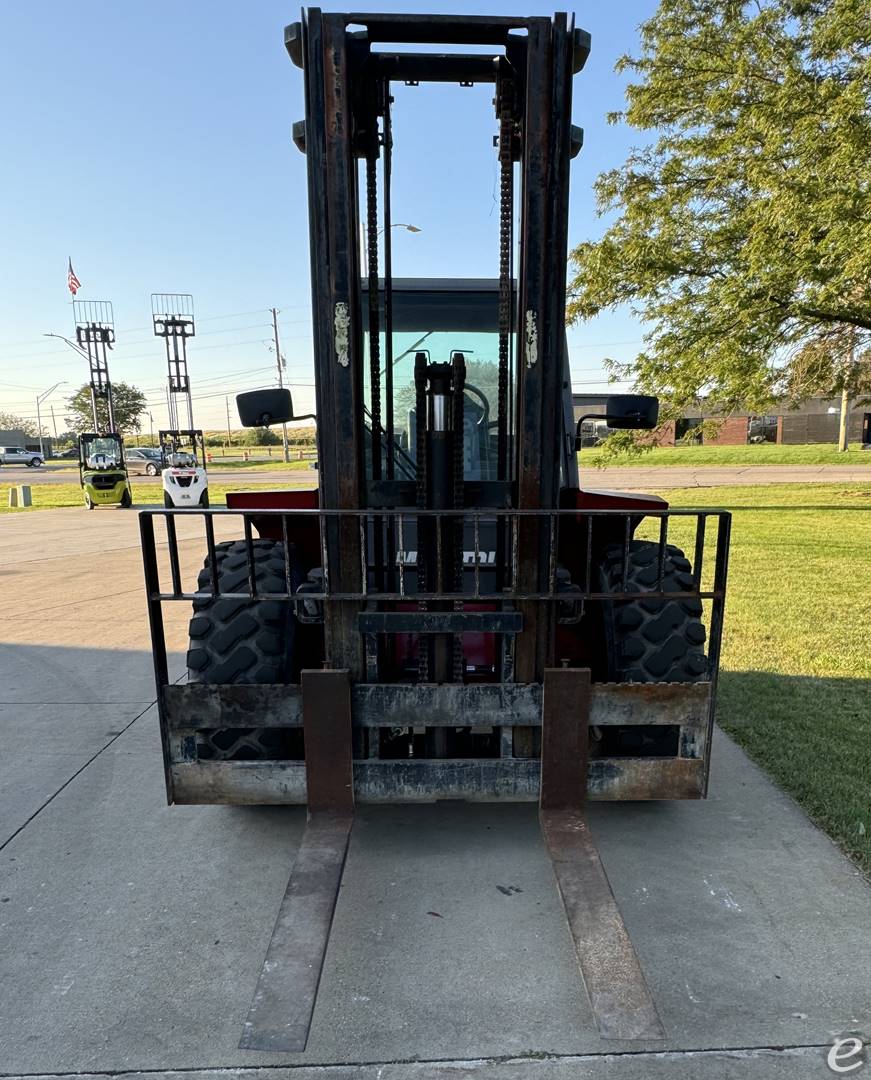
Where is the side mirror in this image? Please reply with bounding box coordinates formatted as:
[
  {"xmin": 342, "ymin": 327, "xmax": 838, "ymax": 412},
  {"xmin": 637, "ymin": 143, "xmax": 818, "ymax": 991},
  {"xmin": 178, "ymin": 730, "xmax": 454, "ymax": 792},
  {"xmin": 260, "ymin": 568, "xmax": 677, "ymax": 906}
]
[
  {"xmin": 603, "ymin": 394, "xmax": 659, "ymax": 430},
  {"xmin": 237, "ymin": 388, "xmax": 294, "ymax": 427},
  {"xmin": 574, "ymin": 395, "xmax": 659, "ymax": 451}
]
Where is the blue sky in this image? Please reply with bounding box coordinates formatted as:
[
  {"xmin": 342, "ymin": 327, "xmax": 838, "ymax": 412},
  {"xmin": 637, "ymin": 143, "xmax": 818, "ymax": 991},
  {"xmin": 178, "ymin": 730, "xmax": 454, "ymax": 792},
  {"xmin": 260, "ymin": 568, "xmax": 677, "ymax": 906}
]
[{"xmin": 0, "ymin": 0, "xmax": 657, "ymax": 433}]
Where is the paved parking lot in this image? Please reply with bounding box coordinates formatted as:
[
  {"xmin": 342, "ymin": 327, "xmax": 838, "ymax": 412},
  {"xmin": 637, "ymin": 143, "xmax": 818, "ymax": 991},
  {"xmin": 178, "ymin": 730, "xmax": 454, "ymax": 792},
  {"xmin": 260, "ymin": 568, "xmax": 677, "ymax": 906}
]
[{"xmin": 2, "ymin": 508, "xmax": 871, "ymax": 1079}]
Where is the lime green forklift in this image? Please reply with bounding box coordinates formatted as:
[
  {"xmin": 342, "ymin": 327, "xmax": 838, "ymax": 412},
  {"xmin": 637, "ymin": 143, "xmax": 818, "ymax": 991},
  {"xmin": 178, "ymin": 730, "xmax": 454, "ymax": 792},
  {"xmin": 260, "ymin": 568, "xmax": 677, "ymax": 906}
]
[
  {"xmin": 78, "ymin": 432, "xmax": 133, "ymax": 510},
  {"xmin": 72, "ymin": 301, "xmax": 133, "ymax": 510}
]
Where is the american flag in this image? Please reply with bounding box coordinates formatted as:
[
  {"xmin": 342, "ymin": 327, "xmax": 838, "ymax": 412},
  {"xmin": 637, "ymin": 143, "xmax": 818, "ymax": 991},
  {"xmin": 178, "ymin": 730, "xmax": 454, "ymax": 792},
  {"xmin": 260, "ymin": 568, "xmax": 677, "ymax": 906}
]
[{"xmin": 67, "ymin": 258, "xmax": 81, "ymax": 296}]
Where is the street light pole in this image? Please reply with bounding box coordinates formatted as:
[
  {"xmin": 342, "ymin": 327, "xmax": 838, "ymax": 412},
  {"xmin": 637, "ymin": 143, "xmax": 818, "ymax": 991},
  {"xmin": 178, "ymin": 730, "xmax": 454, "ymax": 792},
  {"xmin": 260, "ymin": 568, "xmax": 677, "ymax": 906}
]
[
  {"xmin": 359, "ymin": 221, "xmax": 422, "ymax": 268},
  {"xmin": 35, "ymin": 382, "xmax": 66, "ymax": 458},
  {"xmin": 43, "ymin": 332, "xmax": 89, "ymax": 359}
]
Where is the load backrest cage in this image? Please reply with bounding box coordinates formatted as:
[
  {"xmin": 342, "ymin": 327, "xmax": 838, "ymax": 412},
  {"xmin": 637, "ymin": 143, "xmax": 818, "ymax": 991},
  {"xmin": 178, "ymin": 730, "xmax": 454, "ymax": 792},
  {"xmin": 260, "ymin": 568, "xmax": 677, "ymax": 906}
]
[{"xmin": 140, "ymin": 505, "xmax": 730, "ymax": 805}]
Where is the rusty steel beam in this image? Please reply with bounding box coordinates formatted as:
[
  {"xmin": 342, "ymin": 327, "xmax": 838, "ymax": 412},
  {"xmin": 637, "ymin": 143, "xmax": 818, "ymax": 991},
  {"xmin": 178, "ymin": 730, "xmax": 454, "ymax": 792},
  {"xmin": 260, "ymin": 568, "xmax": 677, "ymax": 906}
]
[
  {"xmin": 163, "ymin": 680, "xmax": 712, "ymax": 732},
  {"xmin": 302, "ymin": 668, "xmax": 354, "ymax": 813},
  {"xmin": 540, "ymin": 667, "xmax": 590, "ymax": 811},
  {"xmin": 169, "ymin": 756, "xmax": 707, "ymax": 805}
]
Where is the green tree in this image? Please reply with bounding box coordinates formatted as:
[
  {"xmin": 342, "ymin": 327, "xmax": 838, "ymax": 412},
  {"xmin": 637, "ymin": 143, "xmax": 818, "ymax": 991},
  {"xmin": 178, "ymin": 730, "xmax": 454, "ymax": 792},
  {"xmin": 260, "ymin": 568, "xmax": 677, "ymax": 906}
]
[
  {"xmin": 568, "ymin": 0, "xmax": 871, "ymax": 423},
  {"xmin": 0, "ymin": 411, "xmax": 40, "ymax": 437},
  {"xmin": 65, "ymin": 382, "xmax": 147, "ymax": 435},
  {"xmin": 785, "ymin": 330, "xmax": 871, "ymax": 406},
  {"xmin": 241, "ymin": 426, "xmax": 281, "ymax": 446}
]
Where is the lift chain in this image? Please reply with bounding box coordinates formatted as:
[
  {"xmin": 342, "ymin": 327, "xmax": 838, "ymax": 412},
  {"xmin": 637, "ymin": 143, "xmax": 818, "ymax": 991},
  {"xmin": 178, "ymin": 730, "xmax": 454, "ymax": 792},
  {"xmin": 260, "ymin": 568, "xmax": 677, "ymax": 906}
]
[
  {"xmin": 414, "ymin": 352, "xmax": 429, "ymax": 682},
  {"xmin": 366, "ymin": 153, "xmax": 382, "ymax": 481},
  {"xmin": 496, "ymin": 76, "xmax": 515, "ymax": 483},
  {"xmin": 382, "ymin": 85, "xmax": 395, "ymax": 483},
  {"xmin": 451, "ymin": 352, "xmax": 466, "ymax": 682}
]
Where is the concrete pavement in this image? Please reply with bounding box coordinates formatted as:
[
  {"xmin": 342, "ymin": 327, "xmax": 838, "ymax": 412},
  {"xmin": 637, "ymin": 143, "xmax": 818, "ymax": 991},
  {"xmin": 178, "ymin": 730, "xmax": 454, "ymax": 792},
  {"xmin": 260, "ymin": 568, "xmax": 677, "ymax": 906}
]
[{"xmin": 2, "ymin": 510, "xmax": 870, "ymax": 1079}]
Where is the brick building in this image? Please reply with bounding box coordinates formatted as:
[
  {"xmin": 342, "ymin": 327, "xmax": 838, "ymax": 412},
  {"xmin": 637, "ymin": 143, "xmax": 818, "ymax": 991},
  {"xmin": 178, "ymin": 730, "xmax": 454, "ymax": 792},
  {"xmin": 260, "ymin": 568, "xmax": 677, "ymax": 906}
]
[{"xmin": 572, "ymin": 394, "xmax": 871, "ymax": 447}]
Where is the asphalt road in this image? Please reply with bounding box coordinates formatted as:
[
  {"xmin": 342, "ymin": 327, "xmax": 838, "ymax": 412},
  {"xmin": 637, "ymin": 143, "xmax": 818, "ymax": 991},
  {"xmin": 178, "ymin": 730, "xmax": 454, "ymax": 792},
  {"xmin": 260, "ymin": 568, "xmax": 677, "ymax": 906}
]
[
  {"xmin": 2, "ymin": 509, "xmax": 871, "ymax": 1078},
  {"xmin": 3, "ymin": 462, "xmax": 869, "ymax": 489}
]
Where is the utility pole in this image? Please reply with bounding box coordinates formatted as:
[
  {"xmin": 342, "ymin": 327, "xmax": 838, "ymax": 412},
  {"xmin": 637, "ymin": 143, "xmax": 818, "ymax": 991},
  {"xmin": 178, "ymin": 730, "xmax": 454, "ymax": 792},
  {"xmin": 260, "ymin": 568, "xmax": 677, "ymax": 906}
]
[
  {"xmin": 838, "ymin": 328, "xmax": 856, "ymax": 453},
  {"xmin": 148, "ymin": 411, "xmax": 154, "ymax": 447},
  {"xmin": 50, "ymin": 405, "xmax": 58, "ymax": 440},
  {"xmin": 271, "ymin": 307, "xmax": 290, "ymax": 463},
  {"xmin": 226, "ymin": 396, "xmax": 232, "ymax": 448}
]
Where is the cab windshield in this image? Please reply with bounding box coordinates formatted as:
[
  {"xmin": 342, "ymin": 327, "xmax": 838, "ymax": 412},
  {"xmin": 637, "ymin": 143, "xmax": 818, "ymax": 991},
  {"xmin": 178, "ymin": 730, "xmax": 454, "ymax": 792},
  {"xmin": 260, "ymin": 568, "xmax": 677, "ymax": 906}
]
[
  {"xmin": 81, "ymin": 436, "xmax": 122, "ymax": 469},
  {"xmin": 363, "ymin": 282, "xmax": 515, "ymax": 483}
]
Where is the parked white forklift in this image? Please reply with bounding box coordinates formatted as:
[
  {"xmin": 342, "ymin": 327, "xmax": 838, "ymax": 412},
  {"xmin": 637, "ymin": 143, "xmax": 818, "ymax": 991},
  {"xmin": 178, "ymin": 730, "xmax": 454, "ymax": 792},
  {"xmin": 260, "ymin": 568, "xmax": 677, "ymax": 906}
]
[{"xmin": 160, "ymin": 428, "xmax": 208, "ymax": 508}]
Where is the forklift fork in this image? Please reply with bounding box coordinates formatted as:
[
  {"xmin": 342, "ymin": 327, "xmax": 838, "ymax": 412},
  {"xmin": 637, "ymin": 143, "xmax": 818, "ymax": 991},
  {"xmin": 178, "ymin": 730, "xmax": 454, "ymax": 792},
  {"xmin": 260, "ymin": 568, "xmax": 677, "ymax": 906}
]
[
  {"xmin": 239, "ymin": 666, "xmax": 663, "ymax": 1051},
  {"xmin": 239, "ymin": 670, "xmax": 354, "ymax": 1052},
  {"xmin": 539, "ymin": 667, "xmax": 664, "ymax": 1042}
]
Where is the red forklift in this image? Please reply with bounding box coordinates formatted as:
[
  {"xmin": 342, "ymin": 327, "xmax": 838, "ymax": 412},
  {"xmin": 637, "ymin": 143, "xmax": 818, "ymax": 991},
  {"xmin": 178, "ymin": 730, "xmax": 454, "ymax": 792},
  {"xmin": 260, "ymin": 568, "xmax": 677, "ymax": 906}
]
[{"xmin": 140, "ymin": 9, "xmax": 730, "ymax": 1054}]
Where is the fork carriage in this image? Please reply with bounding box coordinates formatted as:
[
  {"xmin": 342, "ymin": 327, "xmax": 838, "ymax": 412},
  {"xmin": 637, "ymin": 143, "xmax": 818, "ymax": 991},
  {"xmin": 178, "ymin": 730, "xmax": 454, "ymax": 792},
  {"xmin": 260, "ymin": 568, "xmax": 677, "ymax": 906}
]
[{"xmin": 141, "ymin": 503, "xmax": 730, "ymax": 807}]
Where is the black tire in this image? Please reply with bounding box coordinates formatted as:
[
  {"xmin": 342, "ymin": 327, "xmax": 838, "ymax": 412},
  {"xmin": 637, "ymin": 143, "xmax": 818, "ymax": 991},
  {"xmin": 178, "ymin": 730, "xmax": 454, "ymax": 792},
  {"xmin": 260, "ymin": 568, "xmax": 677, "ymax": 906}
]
[
  {"xmin": 163, "ymin": 492, "xmax": 173, "ymax": 509},
  {"xmin": 146, "ymin": 463, "xmax": 159, "ymax": 476},
  {"xmin": 598, "ymin": 540, "xmax": 707, "ymax": 683},
  {"xmin": 120, "ymin": 488, "xmax": 133, "ymax": 509},
  {"xmin": 84, "ymin": 494, "xmax": 95, "ymax": 510},
  {"xmin": 29, "ymin": 458, "xmax": 43, "ymax": 468},
  {"xmin": 199, "ymin": 490, "xmax": 209, "ymax": 508},
  {"xmin": 187, "ymin": 539, "xmax": 302, "ymax": 760}
]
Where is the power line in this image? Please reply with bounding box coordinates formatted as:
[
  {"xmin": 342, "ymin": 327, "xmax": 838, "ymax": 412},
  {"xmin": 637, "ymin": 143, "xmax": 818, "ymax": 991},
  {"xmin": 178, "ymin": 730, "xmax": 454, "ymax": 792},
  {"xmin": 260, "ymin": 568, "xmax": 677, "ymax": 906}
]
[
  {"xmin": 0, "ymin": 303, "xmax": 312, "ymax": 353},
  {"xmin": 138, "ymin": 364, "xmax": 278, "ymax": 394}
]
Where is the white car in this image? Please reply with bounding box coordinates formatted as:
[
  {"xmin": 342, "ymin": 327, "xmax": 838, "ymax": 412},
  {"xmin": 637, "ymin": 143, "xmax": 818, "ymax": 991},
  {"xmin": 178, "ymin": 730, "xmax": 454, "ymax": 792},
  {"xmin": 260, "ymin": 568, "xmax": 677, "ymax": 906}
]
[{"xmin": 0, "ymin": 446, "xmax": 43, "ymax": 467}]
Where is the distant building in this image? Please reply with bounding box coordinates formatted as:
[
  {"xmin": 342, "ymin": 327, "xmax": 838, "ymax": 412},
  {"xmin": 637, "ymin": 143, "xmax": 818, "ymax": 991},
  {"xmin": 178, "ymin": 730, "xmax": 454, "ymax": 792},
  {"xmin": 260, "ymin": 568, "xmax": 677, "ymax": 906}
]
[
  {"xmin": 0, "ymin": 428, "xmax": 54, "ymax": 455},
  {"xmin": 571, "ymin": 394, "xmax": 871, "ymax": 447}
]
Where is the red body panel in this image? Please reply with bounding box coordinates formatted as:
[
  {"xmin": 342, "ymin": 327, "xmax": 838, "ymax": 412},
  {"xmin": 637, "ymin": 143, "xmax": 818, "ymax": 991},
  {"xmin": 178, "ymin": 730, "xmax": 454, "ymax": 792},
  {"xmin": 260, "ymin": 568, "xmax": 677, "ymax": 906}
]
[
  {"xmin": 228, "ymin": 485, "xmax": 668, "ymax": 515},
  {"xmin": 226, "ymin": 489, "xmax": 321, "ymax": 568},
  {"xmin": 561, "ymin": 487, "xmax": 669, "ymax": 511},
  {"xmin": 226, "ymin": 489, "xmax": 319, "ymax": 512},
  {"xmin": 228, "ymin": 485, "xmax": 667, "ymax": 680}
]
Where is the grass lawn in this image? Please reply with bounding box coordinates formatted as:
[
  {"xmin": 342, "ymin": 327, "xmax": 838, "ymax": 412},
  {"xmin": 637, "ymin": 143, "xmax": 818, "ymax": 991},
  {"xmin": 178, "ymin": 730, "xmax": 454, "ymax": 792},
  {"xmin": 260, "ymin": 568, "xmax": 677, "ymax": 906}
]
[
  {"xmin": 651, "ymin": 483, "xmax": 871, "ymax": 872},
  {"xmin": 590, "ymin": 443, "xmax": 871, "ymax": 467}
]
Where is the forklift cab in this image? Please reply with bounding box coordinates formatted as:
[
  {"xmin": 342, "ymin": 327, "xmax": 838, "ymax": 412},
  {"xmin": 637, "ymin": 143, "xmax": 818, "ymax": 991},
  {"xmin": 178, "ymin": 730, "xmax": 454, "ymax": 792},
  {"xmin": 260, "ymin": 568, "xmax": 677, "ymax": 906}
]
[{"xmin": 78, "ymin": 432, "xmax": 132, "ymax": 510}]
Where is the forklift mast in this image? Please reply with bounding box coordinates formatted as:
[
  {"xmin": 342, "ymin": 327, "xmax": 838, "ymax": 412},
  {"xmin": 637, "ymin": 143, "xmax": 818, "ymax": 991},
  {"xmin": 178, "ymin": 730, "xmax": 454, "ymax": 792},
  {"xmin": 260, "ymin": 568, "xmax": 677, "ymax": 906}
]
[
  {"xmin": 152, "ymin": 293, "xmax": 197, "ymax": 434},
  {"xmin": 73, "ymin": 299, "xmax": 118, "ymax": 434},
  {"xmin": 292, "ymin": 10, "xmax": 588, "ymax": 683}
]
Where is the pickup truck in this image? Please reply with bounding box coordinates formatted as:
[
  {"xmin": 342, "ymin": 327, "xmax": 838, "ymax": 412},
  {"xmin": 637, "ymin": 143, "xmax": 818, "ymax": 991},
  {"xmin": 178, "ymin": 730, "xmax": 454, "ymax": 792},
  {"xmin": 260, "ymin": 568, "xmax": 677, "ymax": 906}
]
[{"xmin": 0, "ymin": 446, "xmax": 44, "ymax": 467}]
